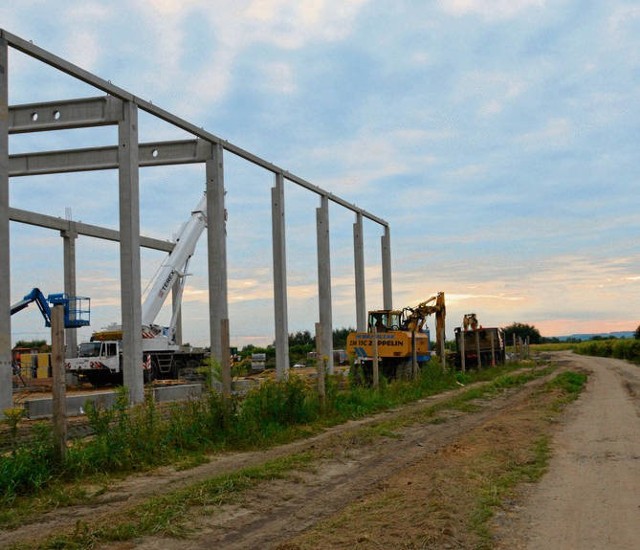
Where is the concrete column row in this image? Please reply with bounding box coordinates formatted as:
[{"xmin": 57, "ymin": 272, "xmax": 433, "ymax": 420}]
[{"xmin": 0, "ymin": 31, "xmax": 392, "ymax": 413}]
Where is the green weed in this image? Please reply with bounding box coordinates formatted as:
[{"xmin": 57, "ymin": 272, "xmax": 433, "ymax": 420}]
[{"xmin": 0, "ymin": 360, "xmax": 549, "ymax": 517}]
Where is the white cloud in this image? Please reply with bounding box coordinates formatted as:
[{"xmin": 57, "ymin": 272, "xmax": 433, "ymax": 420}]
[
  {"xmin": 517, "ymin": 117, "xmax": 573, "ymax": 149},
  {"xmin": 454, "ymin": 70, "xmax": 528, "ymax": 117},
  {"xmin": 244, "ymin": 0, "xmax": 369, "ymax": 45},
  {"xmin": 147, "ymin": 0, "xmax": 202, "ymax": 15},
  {"xmin": 309, "ymin": 128, "xmax": 439, "ymax": 192},
  {"xmin": 59, "ymin": 3, "xmax": 112, "ymax": 70},
  {"xmin": 130, "ymin": 0, "xmax": 370, "ymax": 113},
  {"xmin": 439, "ymin": 0, "xmax": 547, "ymax": 20},
  {"xmin": 260, "ymin": 62, "xmax": 297, "ymax": 94},
  {"xmin": 608, "ymin": 5, "xmax": 640, "ymax": 39},
  {"xmin": 443, "ymin": 163, "xmax": 488, "ymax": 180}
]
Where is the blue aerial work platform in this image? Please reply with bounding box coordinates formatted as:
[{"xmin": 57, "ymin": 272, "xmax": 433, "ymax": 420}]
[{"xmin": 10, "ymin": 288, "xmax": 90, "ymax": 329}]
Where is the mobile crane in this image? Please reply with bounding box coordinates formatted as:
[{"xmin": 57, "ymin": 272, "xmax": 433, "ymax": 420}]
[
  {"xmin": 65, "ymin": 193, "xmax": 208, "ymax": 386},
  {"xmin": 346, "ymin": 292, "xmax": 446, "ymax": 382}
]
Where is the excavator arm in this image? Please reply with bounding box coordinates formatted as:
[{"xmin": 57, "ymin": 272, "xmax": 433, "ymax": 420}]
[{"xmin": 401, "ymin": 292, "xmax": 446, "ymax": 357}]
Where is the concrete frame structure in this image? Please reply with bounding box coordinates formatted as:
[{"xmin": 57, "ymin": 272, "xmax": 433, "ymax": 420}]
[{"xmin": 0, "ymin": 29, "xmax": 391, "ymax": 412}]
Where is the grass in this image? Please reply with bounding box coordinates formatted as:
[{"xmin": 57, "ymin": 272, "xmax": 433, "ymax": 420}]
[{"xmin": 0, "ymin": 360, "xmax": 552, "ymax": 540}]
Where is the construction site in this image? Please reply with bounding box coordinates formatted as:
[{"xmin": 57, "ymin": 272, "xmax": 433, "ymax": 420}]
[
  {"xmin": 0, "ymin": 28, "xmax": 394, "ymax": 416},
  {"xmin": 2, "ymin": 14, "xmax": 638, "ymax": 549},
  {"xmin": 0, "ymin": 29, "xmax": 515, "ymax": 422}
]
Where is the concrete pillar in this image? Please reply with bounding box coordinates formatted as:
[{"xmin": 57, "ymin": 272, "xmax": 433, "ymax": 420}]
[
  {"xmin": 118, "ymin": 100, "xmax": 144, "ymax": 404},
  {"xmin": 206, "ymin": 142, "xmax": 228, "ymax": 365},
  {"xmin": 271, "ymin": 172, "xmax": 289, "ymax": 380},
  {"xmin": 62, "ymin": 225, "xmax": 78, "ymax": 358},
  {"xmin": 381, "ymin": 225, "xmax": 392, "ymax": 310},
  {"xmin": 316, "ymin": 195, "xmax": 333, "ymax": 374},
  {"xmin": 0, "ymin": 37, "xmax": 11, "ymax": 415},
  {"xmin": 353, "ymin": 212, "xmax": 366, "ymax": 331}
]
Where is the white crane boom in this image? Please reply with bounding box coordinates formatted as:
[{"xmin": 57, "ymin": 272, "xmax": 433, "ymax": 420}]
[{"xmin": 141, "ymin": 193, "xmax": 207, "ymax": 330}]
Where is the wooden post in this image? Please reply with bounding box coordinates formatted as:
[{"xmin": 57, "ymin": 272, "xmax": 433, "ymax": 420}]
[
  {"xmin": 372, "ymin": 325, "xmax": 379, "ymax": 389},
  {"xmin": 220, "ymin": 318, "xmax": 231, "ymax": 398},
  {"xmin": 51, "ymin": 304, "xmax": 67, "ymax": 461},
  {"xmin": 411, "ymin": 330, "xmax": 418, "ymax": 379},
  {"xmin": 517, "ymin": 336, "xmax": 522, "ymax": 358},
  {"xmin": 315, "ymin": 323, "xmax": 325, "ymax": 403},
  {"xmin": 440, "ymin": 324, "xmax": 446, "ymax": 371},
  {"xmin": 460, "ymin": 330, "xmax": 466, "ymax": 374},
  {"xmin": 490, "ymin": 331, "xmax": 496, "ymax": 367}
]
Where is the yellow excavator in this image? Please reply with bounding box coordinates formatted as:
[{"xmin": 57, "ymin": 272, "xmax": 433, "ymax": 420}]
[{"xmin": 346, "ymin": 292, "xmax": 446, "ymax": 381}]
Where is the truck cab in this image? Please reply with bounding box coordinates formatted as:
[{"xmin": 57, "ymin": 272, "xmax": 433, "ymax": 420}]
[{"xmin": 66, "ymin": 340, "xmax": 122, "ymax": 385}]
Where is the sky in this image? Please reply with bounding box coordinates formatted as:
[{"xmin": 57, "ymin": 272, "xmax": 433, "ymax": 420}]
[{"xmin": 3, "ymin": 0, "xmax": 640, "ymax": 348}]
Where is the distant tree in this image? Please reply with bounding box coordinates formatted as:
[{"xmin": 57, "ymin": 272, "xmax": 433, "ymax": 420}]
[
  {"xmin": 333, "ymin": 327, "xmax": 355, "ymax": 349},
  {"xmin": 502, "ymin": 322, "xmax": 541, "ymax": 345},
  {"xmin": 635, "ymin": 325, "xmax": 640, "ymax": 340},
  {"xmin": 289, "ymin": 330, "xmax": 314, "ymax": 347},
  {"xmin": 14, "ymin": 339, "xmax": 48, "ymax": 351}
]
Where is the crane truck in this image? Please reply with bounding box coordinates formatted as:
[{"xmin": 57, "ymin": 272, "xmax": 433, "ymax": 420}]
[
  {"xmin": 65, "ymin": 193, "xmax": 208, "ymax": 386},
  {"xmin": 346, "ymin": 292, "xmax": 446, "ymax": 382}
]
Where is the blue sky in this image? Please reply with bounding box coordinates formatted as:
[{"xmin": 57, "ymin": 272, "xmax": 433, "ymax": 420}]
[{"xmin": 4, "ymin": 0, "xmax": 640, "ymax": 347}]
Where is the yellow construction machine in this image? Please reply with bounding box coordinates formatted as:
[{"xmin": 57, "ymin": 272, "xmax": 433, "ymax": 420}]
[{"xmin": 346, "ymin": 292, "xmax": 446, "ymax": 381}]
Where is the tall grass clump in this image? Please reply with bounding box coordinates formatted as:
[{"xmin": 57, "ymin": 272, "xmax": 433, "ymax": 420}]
[{"xmin": 237, "ymin": 377, "xmax": 320, "ymax": 444}]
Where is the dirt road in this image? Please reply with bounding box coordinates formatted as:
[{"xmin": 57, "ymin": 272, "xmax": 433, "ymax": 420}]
[{"xmin": 495, "ymin": 352, "xmax": 640, "ymax": 549}]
